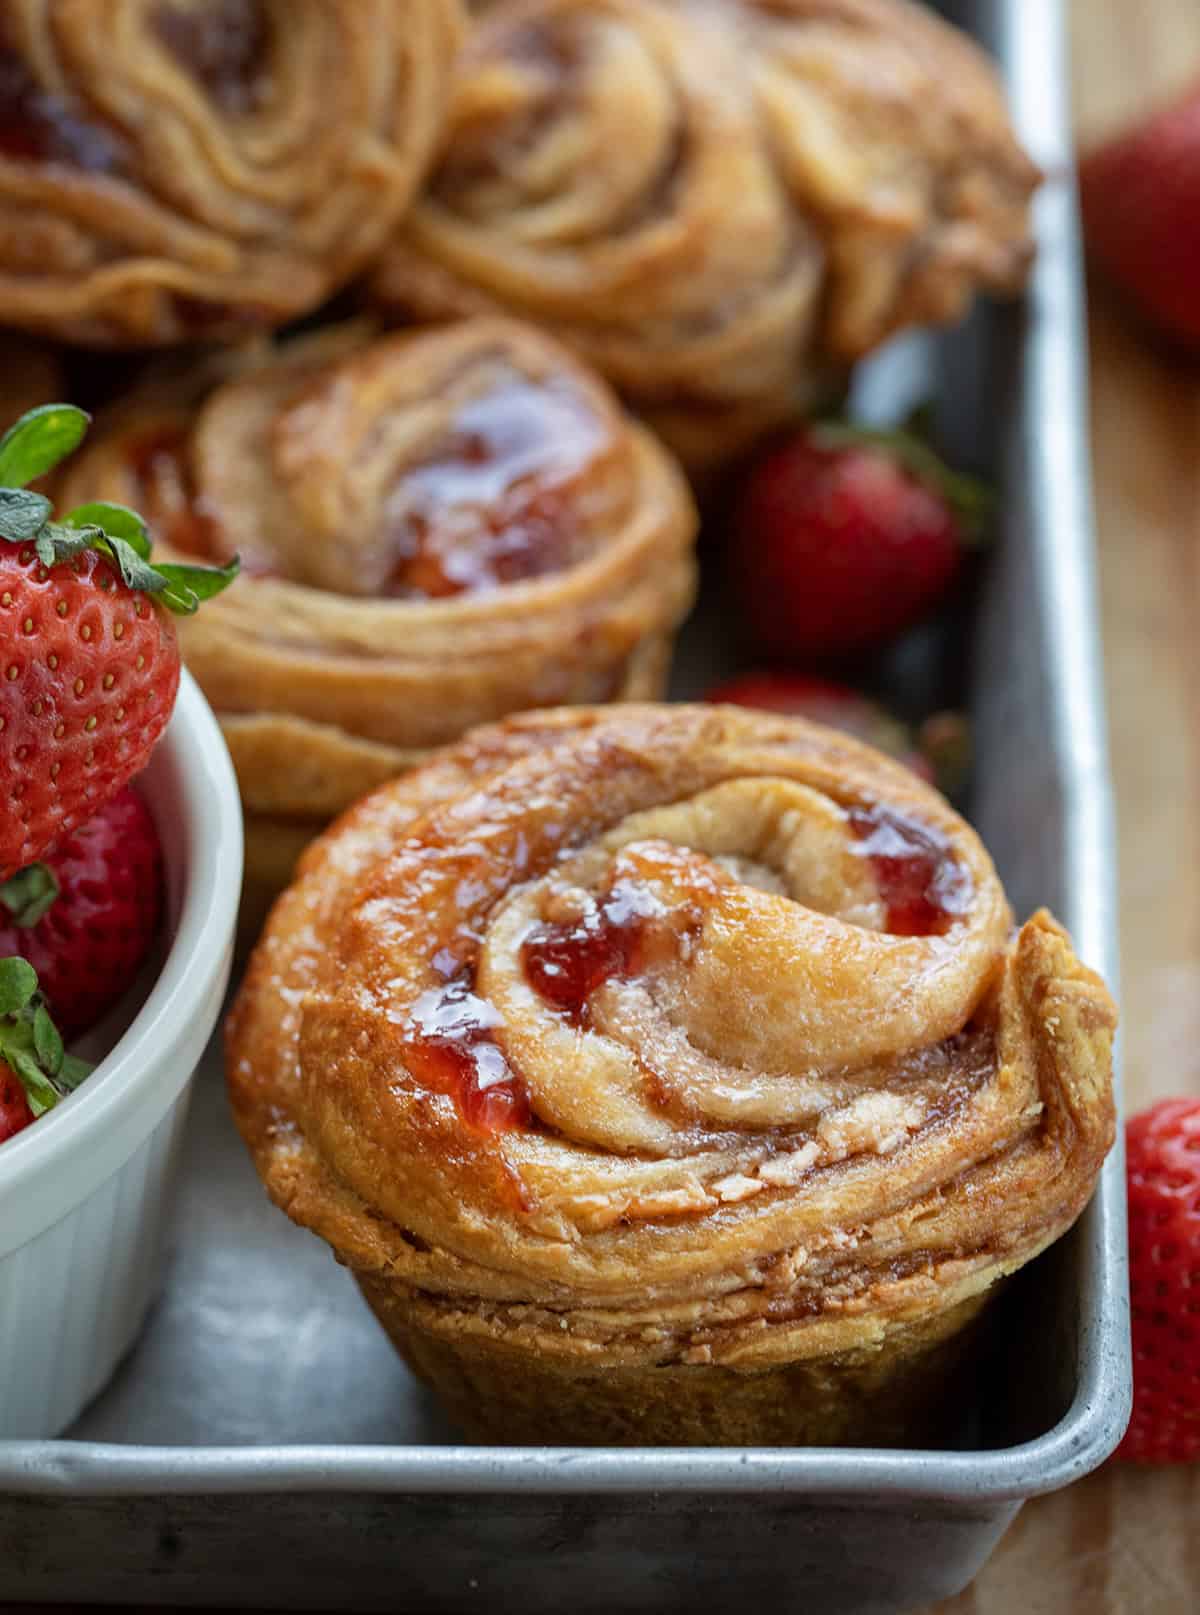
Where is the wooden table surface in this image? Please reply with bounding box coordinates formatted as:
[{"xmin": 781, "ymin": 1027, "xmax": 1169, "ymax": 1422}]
[{"xmin": 932, "ymin": 2, "xmax": 1200, "ymax": 1610}]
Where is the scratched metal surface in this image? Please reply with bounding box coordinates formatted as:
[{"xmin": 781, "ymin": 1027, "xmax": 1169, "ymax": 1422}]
[{"xmin": 0, "ymin": 4, "xmax": 1129, "ymax": 1612}]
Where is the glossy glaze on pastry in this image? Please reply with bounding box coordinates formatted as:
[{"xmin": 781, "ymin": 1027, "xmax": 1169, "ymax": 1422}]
[
  {"xmin": 58, "ymin": 321, "xmax": 698, "ymax": 838},
  {"xmin": 369, "ymin": 0, "xmax": 1039, "ymax": 468},
  {"xmin": 0, "ymin": 0, "xmax": 462, "ymax": 343},
  {"xmin": 227, "ymin": 705, "xmax": 1116, "ymax": 1446}
]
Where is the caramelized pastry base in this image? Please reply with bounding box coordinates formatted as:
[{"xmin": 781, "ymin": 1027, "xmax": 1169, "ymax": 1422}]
[{"xmin": 360, "ymin": 1274, "xmax": 989, "ymax": 1447}]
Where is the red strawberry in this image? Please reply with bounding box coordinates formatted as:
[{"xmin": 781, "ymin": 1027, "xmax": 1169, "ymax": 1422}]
[
  {"xmin": 0, "ymin": 956, "xmax": 90, "ymax": 1147},
  {"xmin": 0, "ymin": 1061, "xmax": 33, "ymax": 1144},
  {"xmin": 1117, "ymin": 1097, "xmax": 1200, "ymax": 1464},
  {"xmin": 0, "ymin": 545, "xmax": 179, "ymax": 880},
  {"xmin": 733, "ymin": 422, "xmax": 985, "ymax": 661},
  {"xmin": 706, "ymin": 673, "xmax": 969, "ymax": 793},
  {"xmin": 0, "ymin": 785, "xmax": 163, "ymax": 1039},
  {"xmin": 0, "ymin": 402, "xmax": 238, "ymax": 878},
  {"xmin": 1080, "ymin": 79, "xmax": 1200, "ymax": 351}
]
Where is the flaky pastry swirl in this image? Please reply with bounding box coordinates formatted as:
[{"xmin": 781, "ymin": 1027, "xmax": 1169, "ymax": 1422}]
[
  {"xmin": 228, "ymin": 705, "xmax": 1116, "ymax": 1443},
  {"xmin": 370, "ymin": 0, "xmax": 1039, "ymax": 467},
  {"xmin": 0, "ymin": 0, "xmax": 463, "ymax": 344},
  {"xmin": 59, "ymin": 320, "xmax": 697, "ymax": 835}
]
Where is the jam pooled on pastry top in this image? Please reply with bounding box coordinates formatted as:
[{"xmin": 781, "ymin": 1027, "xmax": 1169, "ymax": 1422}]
[
  {"xmin": 398, "ymin": 973, "xmax": 531, "ymax": 1134},
  {"xmin": 152, "ymin": 0, "xmax": 272, "ymax": 118},
  {"xmin": 0, "ymin": 39, "xmax": 126, "ymax": 172},
  {"xmin": 89, "ymin": 324, "xmax": 640, "ymax": 604},
  {"xmin": 520, "ymin": 879, "xmax": 667, "ymax": 1023},
  {"xmin": 519, "ymin": 798, "xmax": 976, "ymax": 1035},
  {"xmin": 0, "ymin": 0, "xmax": 269, "ymax": 173},
  {"xmin": 847, "ymin": 804, "xmax": 971, "ymax": 937},
  {"xmin": 123, "ymin": 424, "xmax": 228, "ymax": 564},
  {"xmin": 380, "ymin": 369, "xmax": 613, "ymax": 599}
]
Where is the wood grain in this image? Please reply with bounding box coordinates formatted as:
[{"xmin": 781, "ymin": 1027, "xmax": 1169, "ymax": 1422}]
[{"xmin": 933, "ymin": 3, "xmax": 1200, "ymax": 1609}]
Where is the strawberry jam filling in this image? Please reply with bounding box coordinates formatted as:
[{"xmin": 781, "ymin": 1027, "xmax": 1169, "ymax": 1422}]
[
  {"xmin": 153, "ymin": 0, "xmax": 270, "ymax": 118},
  {"xmin": 521, "ymin": 884, "xmax": 661, "ymax": 1022},
  {"xmin": 124, "ymin": 427, "xmax": 274, "ymax": 575},
  {"xmin": 847, "ymin": 804, "xmax": 970, "ymax": 936},
  {"xmin": 382, "ymin": 375, "xmax": 607, "ymax": 599},
  {"xmin": 401, "ymin": 975, "xmax": 530, "ymax": 1134},
  {"xmin": 126, "ymin": 427, "xmax": 224, "ymax": 559},
  {"xmin": 0, "ymin": 46, "xmax": 126, "ymax": 172}
]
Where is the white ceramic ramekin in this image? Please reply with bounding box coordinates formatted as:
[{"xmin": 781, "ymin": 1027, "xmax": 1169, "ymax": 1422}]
[{"xmin": 0, "ymin": 670, "xmax": 242, "ymax": 1438}]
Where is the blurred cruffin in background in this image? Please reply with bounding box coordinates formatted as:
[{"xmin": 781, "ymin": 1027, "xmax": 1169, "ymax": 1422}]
[
  {"xmin": 0, "ymin": 0, "xmax": 464, "ymax": 344},
  {"xmin": 56, "ymin": 316, "xmax": 699, "ymax": 918},
  {"xmin": 369, "ymin": 0, "xmax": 1039, "ymax": 469}
]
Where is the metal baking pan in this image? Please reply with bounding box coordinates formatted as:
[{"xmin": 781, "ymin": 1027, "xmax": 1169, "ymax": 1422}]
[{"xmin": 0, "ymin": 3, "xmax": 1129, "ymax": 1611}]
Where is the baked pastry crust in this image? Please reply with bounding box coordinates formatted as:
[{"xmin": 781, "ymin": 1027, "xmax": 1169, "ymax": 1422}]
[
  {"xmin": 370, "ymin": 0, "xmax": 1039, "ymax": 469},
  {"xmin": 228, "ymin": 704, "xmax": 1117, "ymax": 1446},
  {"xmin": 58, "ymin": 321, "xmax": 698, "ymax": 880},
  {"xmin": 0, "ymin": 0, "xmax": 463, "ymax": 344}
]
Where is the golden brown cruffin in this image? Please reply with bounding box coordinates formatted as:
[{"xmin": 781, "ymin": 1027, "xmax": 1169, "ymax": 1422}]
[
  {"xmin": 57, "ymin": 319, "xmax": 698, "ymax": 902},
  {"xmin": 0, "ymin": 0, "xmax": 463, "ymax": 344},
  {"xmin": 369, "ymin": 0, "xmax": 1040, "ymax": 471},
  {"xmin": 227, "ymin": 704, "xmax": 1117, "ymax": 1447}
]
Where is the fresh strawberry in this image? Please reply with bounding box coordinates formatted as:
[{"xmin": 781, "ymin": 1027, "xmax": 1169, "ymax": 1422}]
[
  {"xmin": 1080, "ymin": 78, "xmax": 1200, "ymax": 351},
  {"xmin": 0, "ymin": 956, "xmax": 91, "ymax": 1146},
  {"xmin": 1117, "ymin": 1097, "xmax": 1200, "ymax": 1464},
  {"xmin": 0, "ymin": 403, "xmax": 238, "ymax": 879},
  {"xmin": 0, "ymin": 1061, "xmax": 33, "ymax": 1143},
  {"xmin": 0, "ymin": 785, "xmax": 163, "ymax": 1039},
  {"xmin": 732, "ymin": 421, "xmax": 986, "ymax": 661},
  {"xmin": 0, "ymin": 545, "xmax": 179, "ymax": 880},
  {"xmin": 706, "ymin": 672, "xmax": 970, "ymax": 794}
]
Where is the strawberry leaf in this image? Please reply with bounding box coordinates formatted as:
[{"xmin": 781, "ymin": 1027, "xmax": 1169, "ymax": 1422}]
[
  {"xmin": 103, "ymin": 534, "xmax": 168, "ymax": 596},
  {"xmin": 0, "ymin": 957, "xmax": 93, "ymax": 1116},
  {"xmin": 33, "ymin": 1003, "xmax": 64, "ymax": 1078},
  {"xmin": 7, "ymin": 1048, "xmax": 58, "ymax": 1117},
  {"xmin": 64, "ymin": 501, "xmax": 151, "ymax": 560},
  {"xmin": 0, "ymin": 404, "xmax": 90, "ymax": 489},
  {"xmin": 0, "ymin": 957, "xmax": 37, "ymax": 1016},
  {"xmin": 0, "ymin": 487, "xmax": 52, "ymax": 544},
  {"xmin": 57, "ymin": 1054, "xmax": 92, "ymax": 1092},
  {"xmin": 0, "ymin": 403, "xmax": 239, "ymax": 613},
  {"xmin": 33, "ymin": 522, "xmax": 95, "ymax": 568},
  {"xmin": 0, "ymin": 863, "xmax": 60, "ymax": 928},
  {"xmin": 153, "ymin": 556, "xmax": 240, "ymax": 615},
  {"xmin": 812, "ymin": 419, "xmax": 994, "ymax": 542}
]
